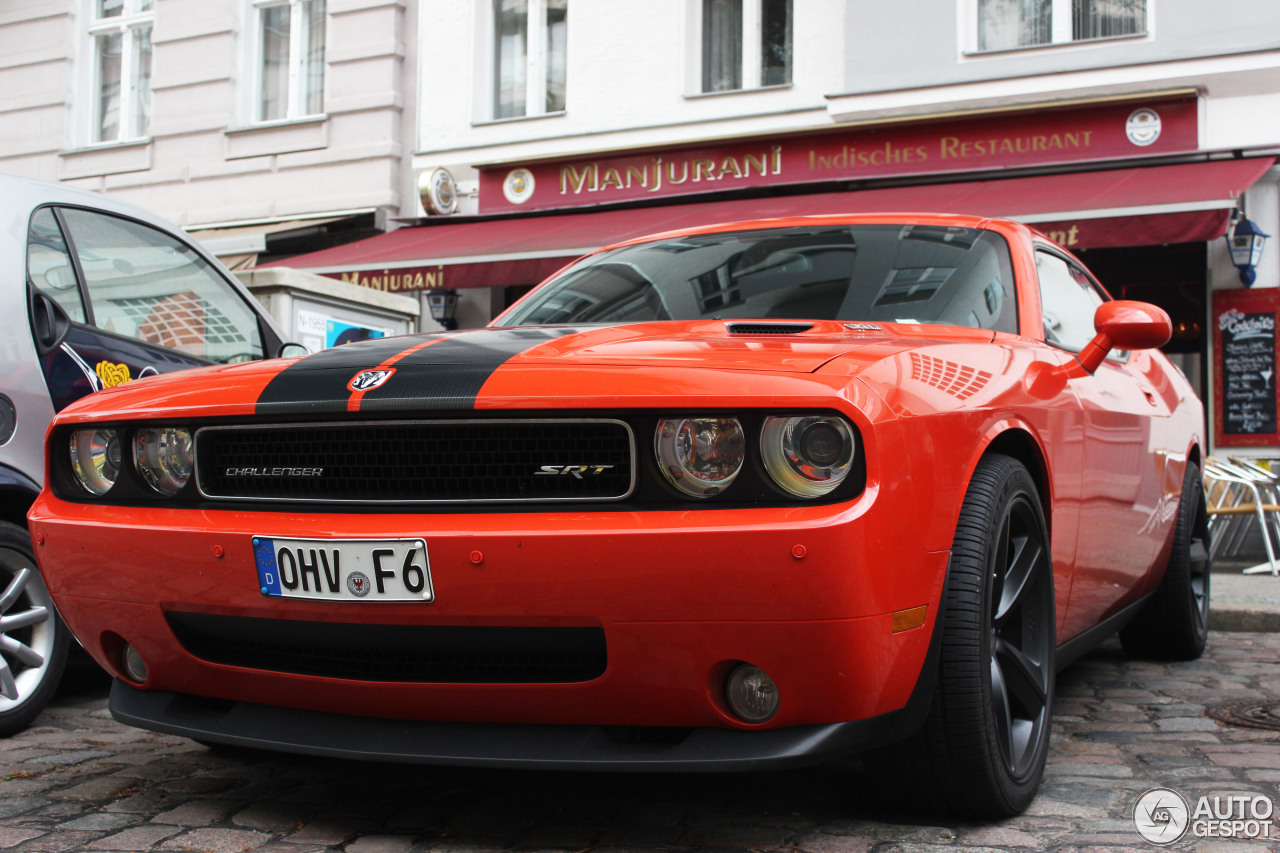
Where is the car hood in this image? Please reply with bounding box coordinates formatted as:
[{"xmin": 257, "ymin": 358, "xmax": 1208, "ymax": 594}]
[{"xmin": 53, "ymin": 321, "xmax": 998, "ymax": 421}]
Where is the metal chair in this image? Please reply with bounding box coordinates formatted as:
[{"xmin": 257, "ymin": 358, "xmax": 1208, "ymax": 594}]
[{"xmin": 1203, "ymin": 458, "xmax": 1280, "ymax": 576}]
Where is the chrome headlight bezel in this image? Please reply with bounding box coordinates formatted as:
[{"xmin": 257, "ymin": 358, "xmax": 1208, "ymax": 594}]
[
  {"xmin": 132, "ymin": 427, "xmax": 194, "ymax": 496},
  {"xmin": 654, "ymin": 416, "xmax": 746, "ymax": 498},
  {"xmin": 760, "ymin": 415, "xmax": 857, "ymax": 498},
  {"xmin": 68, "ymin": 428, "xmax": 122, "ymax": 496}
]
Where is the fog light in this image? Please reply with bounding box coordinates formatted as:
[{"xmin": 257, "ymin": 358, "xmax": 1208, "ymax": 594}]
[
  {"xmin": 123, "ymin": 644, "xmax": 148, "ymax": 684},
  {"xmin": 725, "ymin": 663, "xmax": 779, "ymax": 723}
]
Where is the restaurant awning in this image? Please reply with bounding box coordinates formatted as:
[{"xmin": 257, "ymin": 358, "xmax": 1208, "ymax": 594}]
[
  {"xmin": 265, "ymin": 157, "xmax": 1276, "ymax": 289},
  {"xmin": 188, "ymin": 216, "xmax": 359, "ymax": 270}
]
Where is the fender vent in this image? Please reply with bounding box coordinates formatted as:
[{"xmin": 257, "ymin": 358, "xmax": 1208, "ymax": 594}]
[{"xmin": 726, "ymin": 323, "xmax": 814, "ymax": 335}]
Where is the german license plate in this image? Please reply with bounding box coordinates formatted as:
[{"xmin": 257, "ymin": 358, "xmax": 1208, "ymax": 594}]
[{"xmin": 253, "ymin": 537, "xmax": 433, "ymax": 602}]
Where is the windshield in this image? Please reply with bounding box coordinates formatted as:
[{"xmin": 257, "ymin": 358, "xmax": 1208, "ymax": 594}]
[{"xmin": 498, "ymin": 223, "xmax": 1017, "ymax": 332}]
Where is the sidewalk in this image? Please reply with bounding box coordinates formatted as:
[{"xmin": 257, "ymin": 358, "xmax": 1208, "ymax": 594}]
[{"xmin": 1211, "ymin": 558, "xmax": 1280, "ymax": 632}]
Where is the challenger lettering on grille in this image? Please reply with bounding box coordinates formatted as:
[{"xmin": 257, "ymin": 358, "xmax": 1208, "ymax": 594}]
[{"xmin": 225, "ymin": 467, "xmax": 325, "ymax": 477}]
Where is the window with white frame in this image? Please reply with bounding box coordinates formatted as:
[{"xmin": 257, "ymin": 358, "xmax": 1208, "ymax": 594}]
[
  {"xmin": 701, "ymin": 0, "xmax": 791, "ymax": 93},
  {"xmin": 254, "ymin": 0, "xmax": 326, "ymax": 122},
  {"xmin": 976, "ymin": 0, "xmax": 1146, "ymax": 52},
  {"xmin": 87, "ymin": 0, "xmax": 154, "ymax": 144},
  {"xmin": 492, "ymin": 0, "xmax": 567, "ymax": 120}
]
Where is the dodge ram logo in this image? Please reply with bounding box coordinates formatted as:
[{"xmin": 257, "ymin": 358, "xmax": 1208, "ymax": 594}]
[{"xmin": 349, "ymin": 369, "xmax": 395, "ymax": 391}]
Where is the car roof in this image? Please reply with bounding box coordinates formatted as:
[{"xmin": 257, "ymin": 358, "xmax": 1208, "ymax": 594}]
[{"xmin": 0, "ymin": 173, "xmax": 181, "ymax": 230}]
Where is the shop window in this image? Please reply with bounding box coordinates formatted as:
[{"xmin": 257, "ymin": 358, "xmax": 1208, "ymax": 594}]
[
  {"xmin": 700, "ymin": 0, "xmax": 792, "ymax": 93},
  {"xmin": 85, "ymin": 0, "xmax": 154, "ymax": 144},
  {"xmin": 975, "ymin": 0, "xmax": 1146, "ymax": 52},
  {"xmin": 492, "ymin": 0, "xmax": 567, "ymax": 120},
  {"xmin": 253, "ymin": 0, "xmax": 326, "ymax": 122},
  {"xmin": 1077, "ymin": 242, "xmax": 1207, "ymax": 354}
]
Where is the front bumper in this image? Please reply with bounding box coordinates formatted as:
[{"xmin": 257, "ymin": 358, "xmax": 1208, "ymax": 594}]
[{"xmin": 31, "ymin": 494, "xmax": 949, "ymax": 742}]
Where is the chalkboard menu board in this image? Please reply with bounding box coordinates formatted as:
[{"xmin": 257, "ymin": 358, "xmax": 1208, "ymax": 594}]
[
  {"xmin": 1214, "ymin": 289, "xmax": 1280, "ymax": 448},
  {"xmin": 1221, "ymin": 310, "xmax": 1277, "ymax": 434}
]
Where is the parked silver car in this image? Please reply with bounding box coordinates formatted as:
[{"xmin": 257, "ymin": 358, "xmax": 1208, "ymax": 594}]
[{"xmin": 1, "ymin": 174, "xmax": 289, "ymax": 734}]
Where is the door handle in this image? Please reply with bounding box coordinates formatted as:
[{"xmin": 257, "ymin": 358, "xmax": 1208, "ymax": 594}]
[{"xmin": 28, "ymin": 285, "xmax": 72, "ymax": 356}]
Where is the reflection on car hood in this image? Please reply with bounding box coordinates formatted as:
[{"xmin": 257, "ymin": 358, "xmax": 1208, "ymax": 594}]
[
  {"xmin": 52, "ymin": 321, "xmax": 998, "ymax": 421},
  {"xmin": 496, "ymin": 321, "xmax": 995, "ymax": 370}
]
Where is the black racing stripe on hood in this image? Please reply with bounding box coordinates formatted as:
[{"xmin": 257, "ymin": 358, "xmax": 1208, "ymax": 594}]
[
  {"xmin": 254, "ymin": 335, "xmax": 433, "ymax": 415},
  {"xmin": 254, "ymin": 327, "xmax": 585, "ymax": 415},
  {"xmin": 355, "ymin": 327, "xmax": 586, "ymax": 413}
]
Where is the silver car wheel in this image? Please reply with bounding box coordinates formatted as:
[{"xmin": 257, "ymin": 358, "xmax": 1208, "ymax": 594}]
[{"xmin": 0, "ymin": 553, "xmax": 55, "ymax": 711}]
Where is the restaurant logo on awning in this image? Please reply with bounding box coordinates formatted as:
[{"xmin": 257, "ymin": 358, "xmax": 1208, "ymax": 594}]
[{"xmin": 336, "ymin": 267, "xmax": 446, "ymax": 292}]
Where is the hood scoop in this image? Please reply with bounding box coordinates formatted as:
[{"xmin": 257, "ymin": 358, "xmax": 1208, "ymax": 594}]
[{"xmin": 726, "ymin": 322, "xmax": 814, "ymax": 335}]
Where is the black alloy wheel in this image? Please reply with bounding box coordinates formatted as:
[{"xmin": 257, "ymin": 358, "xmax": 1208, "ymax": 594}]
[
  {"xmin": 987, "ymin": 478, "xmax": 1055, "ymax": 781},
  {"xmin": 868, "ymin": 453, "xmax": 1055, "ymax": 817},
  {"xmin": 1120, "ymin": 461, "xmax": 1210, "ymax": 660}
]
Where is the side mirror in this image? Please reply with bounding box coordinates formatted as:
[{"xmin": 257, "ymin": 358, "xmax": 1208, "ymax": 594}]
[
  {"xmin": 275, "ymin": 342, "xmax": 310, "ymax": 359},
  {"xmin": 1077, "ymin": 300, "xmax": 1172, "ymax": 373},
  {"xmin": 28, "ymin": 287, "xmax": 72, "ymax": 357}
]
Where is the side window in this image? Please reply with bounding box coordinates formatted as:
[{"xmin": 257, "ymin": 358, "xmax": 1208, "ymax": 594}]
[
  {"xmin": 56, "ymin": 208, "xmax": 266, "ymax": 364},
  {"xmin": 1036, "ymin": 250, "xmax": 1106, "ymax": 352},
  {"xmin": 27, "ymin": 208, "xmax": 88, "ymax": 323}
]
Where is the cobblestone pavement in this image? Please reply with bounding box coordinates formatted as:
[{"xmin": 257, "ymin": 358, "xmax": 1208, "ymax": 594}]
[{"xmin": 2, "ymin": 633, "xmax": 1278, "ymax": 853}]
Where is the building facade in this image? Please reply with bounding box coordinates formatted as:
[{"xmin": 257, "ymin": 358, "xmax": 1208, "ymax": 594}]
[{"xmin": 0, "ymin": 0, "xmax": 418, "ymax": 266}]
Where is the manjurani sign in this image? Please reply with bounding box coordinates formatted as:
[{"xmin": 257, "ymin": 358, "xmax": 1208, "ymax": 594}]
[
  {"xmin": 333, "ymin": 267, "xmax": 446, "ymax": 293},
  {"xmin": 479, "ymin": 97, "xmax": 1197, "ymax": 214}
]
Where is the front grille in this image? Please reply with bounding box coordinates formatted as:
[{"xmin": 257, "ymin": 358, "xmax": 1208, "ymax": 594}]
[
  {"xmin": 195, "ymin": 419, "xmax": 635, "ymax": 504},
  {"xmin": 167, "ymin": 612, "xmax": 608, "ymax": 683}
]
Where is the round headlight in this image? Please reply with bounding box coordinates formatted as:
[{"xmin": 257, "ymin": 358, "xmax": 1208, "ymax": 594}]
[
  {"xmin": 69, "ymin": 428, "xmax": 121, "ymax": 496},
  {"xmin": 133, "ymin": 427, "xmax": 193, "ymax": 496},
  {"xmin": 655, "ymin": 417, "xmax": 745, "ymax": 498},
  {"xmin": 761, "ymin": 415, "xmax": 856, "ymax": 498}
]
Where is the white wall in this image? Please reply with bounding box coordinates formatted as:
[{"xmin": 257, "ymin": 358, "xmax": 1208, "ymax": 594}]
[{"xmin": 415, "ymin": 0, "xmax": 847, "ymax": 182}]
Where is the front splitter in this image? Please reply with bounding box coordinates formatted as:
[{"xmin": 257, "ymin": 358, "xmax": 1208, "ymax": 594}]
[{"xmin": 110, "ymin": 680, "xmax": 904, "ymax": 772}]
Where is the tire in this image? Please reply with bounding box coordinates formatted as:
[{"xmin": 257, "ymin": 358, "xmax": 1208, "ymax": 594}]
[
  {"xmin": 0, "ymin": 520, "xmax": 69, "ymax": 737},
  {"xmin": 1119, "ymin": 462, "xmax": 1210, "ymax": 661},
  {"xmin": 868, "ymin": 454, "xmax": 1055, "ymax": 817}
]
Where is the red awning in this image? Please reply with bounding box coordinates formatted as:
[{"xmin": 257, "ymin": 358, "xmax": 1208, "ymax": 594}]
[{"xmin": 266, "ymin": 157, "xmax": 1275, "ymax": 289}]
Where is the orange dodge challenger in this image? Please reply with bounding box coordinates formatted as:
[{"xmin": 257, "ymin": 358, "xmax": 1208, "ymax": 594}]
[{"xmin": 27, "ymin": 215, "xmax": 1208, "ymax": 817}]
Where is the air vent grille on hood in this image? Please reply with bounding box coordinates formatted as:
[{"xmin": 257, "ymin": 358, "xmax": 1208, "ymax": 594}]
[{"xmin": 726, "ymin": 323, "xmax": 814, "ymax": 335}]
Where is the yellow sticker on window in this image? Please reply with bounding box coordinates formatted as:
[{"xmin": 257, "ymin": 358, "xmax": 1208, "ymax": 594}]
[{"xmin": 95, "ymin": 361, "xmax": 132, "ymax": 389}]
